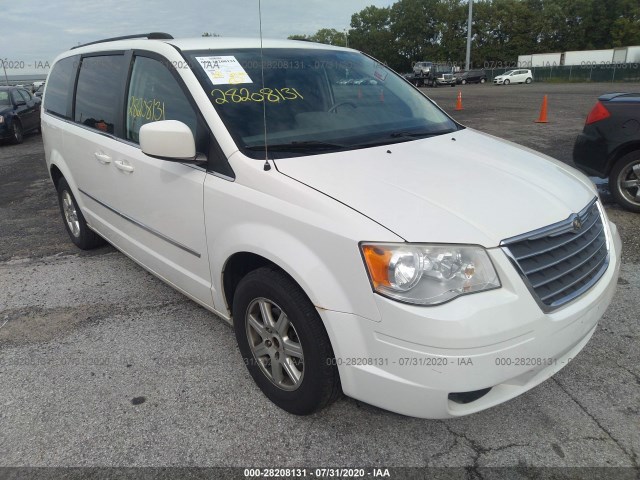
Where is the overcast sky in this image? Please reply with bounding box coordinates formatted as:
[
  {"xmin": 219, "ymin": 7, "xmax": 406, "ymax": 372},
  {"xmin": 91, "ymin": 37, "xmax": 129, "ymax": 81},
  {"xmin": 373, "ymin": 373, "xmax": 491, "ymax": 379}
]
[{"xmin": 1, "ymin": 0, "xmax": 394, "ymax": 75}]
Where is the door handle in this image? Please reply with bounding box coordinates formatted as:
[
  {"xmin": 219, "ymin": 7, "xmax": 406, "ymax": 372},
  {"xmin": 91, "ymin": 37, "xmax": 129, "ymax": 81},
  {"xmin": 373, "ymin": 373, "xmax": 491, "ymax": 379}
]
[
  {"xmin": 114, "ymin": 159, "xmax": 134, "ymax": 173},
  {"xmin": 94, "ymin": 152, "xmax": 111, "ymax": 164}
]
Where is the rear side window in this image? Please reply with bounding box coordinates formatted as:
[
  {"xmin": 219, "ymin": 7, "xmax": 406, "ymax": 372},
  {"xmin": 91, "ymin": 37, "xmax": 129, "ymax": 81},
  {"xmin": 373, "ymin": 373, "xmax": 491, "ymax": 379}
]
[
  {"xmin": 74, "ymin": 55, "xmax": 126, "ymax": 134},
  {"xmin": 44, "ymin": 56, "xmax": 77, "ymax": 118}
]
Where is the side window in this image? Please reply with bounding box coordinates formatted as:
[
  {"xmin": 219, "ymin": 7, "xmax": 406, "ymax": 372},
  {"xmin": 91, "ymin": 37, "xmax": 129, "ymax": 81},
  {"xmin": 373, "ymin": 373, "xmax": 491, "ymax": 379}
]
[
  {"xmin": 18, "ymin": 89, "xmax": 32, "ymax": 102},
  {"xmin": 74, "ymin": 55, "xmax": 126, "ymax": 134},
  {"xmin": 126, "ymin": 56, "xmax": 202, "ymax": 149},
  {"xmin": 10, "ymin": 90, "xmax": 22, "ymax": 105},
  {"xmin": 44, "ymin": 56, "xmax": 77, "ymax": 118}
]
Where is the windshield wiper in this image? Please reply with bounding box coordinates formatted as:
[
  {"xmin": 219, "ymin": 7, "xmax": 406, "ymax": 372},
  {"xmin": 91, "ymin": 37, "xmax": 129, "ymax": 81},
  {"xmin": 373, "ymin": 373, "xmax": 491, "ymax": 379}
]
[
  {"xmin": 246, "ymin": 140, "xmax": 347, "ymax": 152},
  {"xmin": 352, "ymin": 129, "xmax": 454, "ymax": 148},
  {"xmin": 389, "ymin": 130, "xmax": 452, "ymax": 139}
]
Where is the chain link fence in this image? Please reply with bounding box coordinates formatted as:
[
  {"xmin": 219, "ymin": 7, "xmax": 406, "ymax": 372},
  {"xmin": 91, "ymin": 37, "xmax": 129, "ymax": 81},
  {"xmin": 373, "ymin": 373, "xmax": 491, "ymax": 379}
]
[{"xmin": 485, "ymin": 64, "xmax": 640, "ymax": 83}]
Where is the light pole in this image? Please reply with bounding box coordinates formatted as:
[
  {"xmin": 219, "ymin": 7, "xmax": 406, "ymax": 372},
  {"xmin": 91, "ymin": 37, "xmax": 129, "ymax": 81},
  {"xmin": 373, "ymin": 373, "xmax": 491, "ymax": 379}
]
[
  {"xmin": 465, "ymin": 0, "xmax": 473, "ymax": 71},
  {"xmin": 344, "ymin": 28, "xmax": 349, "ymax": 48},
  {"xmin": 1, "ymin": 59, "xmax": 9, "ymax": 86}
]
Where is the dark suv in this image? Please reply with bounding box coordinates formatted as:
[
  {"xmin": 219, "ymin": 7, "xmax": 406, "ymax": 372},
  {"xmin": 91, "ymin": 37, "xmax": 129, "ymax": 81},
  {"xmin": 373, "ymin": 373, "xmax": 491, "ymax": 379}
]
[
  {"xmin": 573, "ymin": 93, "xmax": 640, "ymax": 212},
  {"xmin": 455, "ymin": 69, "xmax": 487, "ymax": 85}
]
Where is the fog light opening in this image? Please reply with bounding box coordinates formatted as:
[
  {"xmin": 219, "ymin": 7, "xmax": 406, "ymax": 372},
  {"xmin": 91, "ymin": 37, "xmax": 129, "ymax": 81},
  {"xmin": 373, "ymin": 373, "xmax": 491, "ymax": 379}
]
[{"xmin": 448, "ymin": 387, "xmax": 492, "ymax": 404}]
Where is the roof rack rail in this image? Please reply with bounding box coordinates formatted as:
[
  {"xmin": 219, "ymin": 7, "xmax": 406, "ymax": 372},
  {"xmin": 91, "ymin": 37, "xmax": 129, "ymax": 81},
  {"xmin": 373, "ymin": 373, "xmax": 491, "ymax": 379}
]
[{"xmin": 71, "ymin": 32, "xmax": 173, "ymax": 50}]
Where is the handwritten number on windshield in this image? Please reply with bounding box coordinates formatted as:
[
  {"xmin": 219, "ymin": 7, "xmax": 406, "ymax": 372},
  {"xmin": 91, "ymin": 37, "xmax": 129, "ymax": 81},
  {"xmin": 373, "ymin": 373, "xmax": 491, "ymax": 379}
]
[{"xmin": 211, "ymin": 87, "xmax": 303, "ymax": 105}]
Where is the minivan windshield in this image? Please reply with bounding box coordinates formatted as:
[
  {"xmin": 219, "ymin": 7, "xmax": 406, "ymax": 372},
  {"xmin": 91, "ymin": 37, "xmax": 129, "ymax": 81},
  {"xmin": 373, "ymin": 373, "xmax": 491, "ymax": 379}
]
[{"xmin": 186, "ymin": 48, "xmax": 459, "ymax": 158}]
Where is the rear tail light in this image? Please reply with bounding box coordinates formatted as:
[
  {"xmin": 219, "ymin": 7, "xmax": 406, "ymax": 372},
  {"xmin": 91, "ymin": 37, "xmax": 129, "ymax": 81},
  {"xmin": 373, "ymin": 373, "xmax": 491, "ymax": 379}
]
[{"xmin": 585, "ymin": 101, "xmax": 611, "ymax": 125}]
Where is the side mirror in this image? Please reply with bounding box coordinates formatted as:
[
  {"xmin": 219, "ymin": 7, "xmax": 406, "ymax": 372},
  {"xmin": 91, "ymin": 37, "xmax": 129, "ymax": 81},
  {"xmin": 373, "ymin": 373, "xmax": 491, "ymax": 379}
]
[
  {"xmin": 139, "ymin": 120, "xmax": 197, "ymax": 161},
  {"xmin": 15, "ymin": 99, "xmax": 26, "ymax": 106}
]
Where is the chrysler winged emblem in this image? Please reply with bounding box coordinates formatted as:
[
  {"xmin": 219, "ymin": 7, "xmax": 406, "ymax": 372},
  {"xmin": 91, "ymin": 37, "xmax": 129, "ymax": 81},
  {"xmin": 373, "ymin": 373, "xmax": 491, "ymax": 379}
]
[{"xmin": 572, "ymin": 218, "xmax": 583, "ymax": 231}]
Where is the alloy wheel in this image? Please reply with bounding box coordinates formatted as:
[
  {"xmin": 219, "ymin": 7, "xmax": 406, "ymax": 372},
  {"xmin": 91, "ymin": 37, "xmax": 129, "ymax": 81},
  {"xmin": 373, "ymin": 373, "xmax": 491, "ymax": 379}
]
[
  {"xmin": 61, "ymin": 190, "xmax": 81, "ymax": 237},
  {"xmin": 245, "ymin": 297, "xmax": 304, "ymax": 391},
  {"xmin": 617, "ymin": 161, "xmax": 640, "ymax": 207}
]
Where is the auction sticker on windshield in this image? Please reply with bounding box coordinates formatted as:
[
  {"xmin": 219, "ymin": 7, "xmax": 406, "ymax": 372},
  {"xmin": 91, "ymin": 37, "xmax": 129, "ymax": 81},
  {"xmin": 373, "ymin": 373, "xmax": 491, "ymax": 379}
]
[{"xmin": 195, "ymin": 56, "xmax": 253, "ymax": 85}]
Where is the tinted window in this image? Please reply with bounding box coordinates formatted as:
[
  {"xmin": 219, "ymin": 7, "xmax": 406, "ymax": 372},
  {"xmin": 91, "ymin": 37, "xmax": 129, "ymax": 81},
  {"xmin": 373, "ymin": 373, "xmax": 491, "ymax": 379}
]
[
  {"xmin": 10, "ymin": 90, "xmax": 22, "ymax": 104},
  {"xmin": 0, "ymin": 91, "xmax": 10, "ymax": 105},
  {"xmin": 18, "ymin": 89, "xmax": 32, "ymax": 102},
  {"xmin": 126, "ymin": 56, "xmax": 203, "ymax": 149},
  {"xmin": 187, "ymin": 49, "xmax": 458, "ymax": 159},
  {"xmin": 74, "ymin": 55, "xmax": 125, "ymax": 134},
  {"xmin": 44, "ymin": 56, "xmax": 77, "ymax": 118}
]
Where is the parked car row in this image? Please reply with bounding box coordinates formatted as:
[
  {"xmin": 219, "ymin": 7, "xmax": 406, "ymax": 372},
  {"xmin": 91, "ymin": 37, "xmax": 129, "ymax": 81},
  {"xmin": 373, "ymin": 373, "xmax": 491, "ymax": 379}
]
[{"xmin": 405, "ymin": 68, "xmax": 533, "ymax": 86}]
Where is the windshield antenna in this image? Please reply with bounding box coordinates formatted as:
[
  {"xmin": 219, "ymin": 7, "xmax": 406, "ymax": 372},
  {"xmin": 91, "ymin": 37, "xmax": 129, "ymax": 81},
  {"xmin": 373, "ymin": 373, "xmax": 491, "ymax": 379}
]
[{"xmin": 258, "ymin": 0, "xmax": 271, "ymax": 171}]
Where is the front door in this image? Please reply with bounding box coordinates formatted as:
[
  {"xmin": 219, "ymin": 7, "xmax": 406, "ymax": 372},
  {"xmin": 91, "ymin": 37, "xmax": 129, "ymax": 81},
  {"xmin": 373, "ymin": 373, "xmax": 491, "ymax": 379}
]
[{"xmin": 68, "ymin": 52, "xmax": 213, "ymax": 307}]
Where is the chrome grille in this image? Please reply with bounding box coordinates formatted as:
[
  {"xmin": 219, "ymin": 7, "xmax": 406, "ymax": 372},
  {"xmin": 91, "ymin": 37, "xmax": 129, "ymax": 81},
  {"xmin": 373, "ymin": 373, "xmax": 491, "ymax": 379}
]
[{"xmin": 501, "ymin": 199, "xmax": 609, "ymax": 310}]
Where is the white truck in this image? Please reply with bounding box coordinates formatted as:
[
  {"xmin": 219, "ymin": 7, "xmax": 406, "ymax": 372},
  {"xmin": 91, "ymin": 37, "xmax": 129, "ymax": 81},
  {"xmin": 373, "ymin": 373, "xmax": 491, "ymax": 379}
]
[{"xmin": 518, "ymin": 46, "xmax": 640, "ymax": 67}]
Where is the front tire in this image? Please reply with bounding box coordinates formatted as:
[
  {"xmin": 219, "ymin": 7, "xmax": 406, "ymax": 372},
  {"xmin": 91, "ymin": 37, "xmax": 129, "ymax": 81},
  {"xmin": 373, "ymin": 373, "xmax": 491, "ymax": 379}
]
[
  {"xmin": 57, "ymin": 178, "xmax": 106, "ymax": 249},
  {"xmin": 233, "ymin": 267, "xmax": 341, "ymax": 415},
  {"xmin": 504, "ymin": 79, "xmax": 510, "ymax": 85},
  {"xmin": 461, "ymin": 79, "xmax": 467, "ymax": 85},
  {"xmin": 610, "ymin": 152, "xmax": 640, "ymax": 212}
]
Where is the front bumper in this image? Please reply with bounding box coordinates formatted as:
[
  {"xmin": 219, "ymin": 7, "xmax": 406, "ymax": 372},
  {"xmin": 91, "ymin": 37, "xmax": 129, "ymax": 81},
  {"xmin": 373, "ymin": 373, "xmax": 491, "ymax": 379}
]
[
  {"xmin": 435, "ymin": 78, "xmax": 456, "ymax": 86},
  {"xmin": 494, "ymin": 79, "xmax": 505, "ymax": 84},
  {"xmin": 320, "ymin": 221, "xmax": 622, "ymax": 418},
  {"xmin": 0, "ymin": 121, "xmax": 10, "ymax": 140}
]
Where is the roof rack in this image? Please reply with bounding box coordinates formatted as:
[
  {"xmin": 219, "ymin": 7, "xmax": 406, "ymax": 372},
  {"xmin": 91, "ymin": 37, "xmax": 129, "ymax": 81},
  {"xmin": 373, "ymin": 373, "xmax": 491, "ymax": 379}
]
[{"xmin": 71, "ymin": 32, "xmax": 173, "ymax": 50}]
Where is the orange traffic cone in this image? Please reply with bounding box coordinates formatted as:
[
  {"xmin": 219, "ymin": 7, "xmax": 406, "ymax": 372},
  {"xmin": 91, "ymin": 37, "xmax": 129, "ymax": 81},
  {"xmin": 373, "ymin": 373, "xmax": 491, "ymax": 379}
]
[
  {"xmin": 535, "ymin": 95, "xmax": 549, "ymax": 123},
  {"xmin": 455, "ymin": 91, "xmax": 463, "ymax": 111}
]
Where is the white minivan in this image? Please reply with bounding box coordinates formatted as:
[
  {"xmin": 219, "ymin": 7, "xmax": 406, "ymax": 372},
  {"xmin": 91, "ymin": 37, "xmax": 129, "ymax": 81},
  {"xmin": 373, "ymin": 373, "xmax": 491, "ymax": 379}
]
[{"xmin": 42, "ymin": 34, "xmax": 621, "ymax": 419}]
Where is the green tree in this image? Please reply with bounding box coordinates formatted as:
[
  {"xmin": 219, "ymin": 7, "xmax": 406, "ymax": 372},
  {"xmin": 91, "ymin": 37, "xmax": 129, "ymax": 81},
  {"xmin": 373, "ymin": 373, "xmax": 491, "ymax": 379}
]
[
  {"xmin": 349, "ymin": 6, "xmax": 404, "ymax": 69},
  {"xmin": 288, "ymin": 29, "xmax": 347, "ymax": 46}
]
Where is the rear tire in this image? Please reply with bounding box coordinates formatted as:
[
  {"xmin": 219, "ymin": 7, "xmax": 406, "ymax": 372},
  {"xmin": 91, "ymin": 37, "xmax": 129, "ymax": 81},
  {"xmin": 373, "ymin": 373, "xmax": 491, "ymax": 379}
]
[
  {"xmin": 11, "ymin": 120, "xmax": 23, "ymax": 144},
  {"xmin": 56, "ymin": 178, "xmax": 106, "ymax": 249},
  {"xmin": 610, "ymin": 152, "xmax": 640, "ymax": 213},
  {"xmin": 233, "ymin": 267, "xmax": 341, "ymax": 415},
  {"xmin": 480, "ymin": 78, "xmax": 486, "ymax": 84},
  {"xmin": 525, "ymin": 77, "xmax": 532, "ymax": 84}
]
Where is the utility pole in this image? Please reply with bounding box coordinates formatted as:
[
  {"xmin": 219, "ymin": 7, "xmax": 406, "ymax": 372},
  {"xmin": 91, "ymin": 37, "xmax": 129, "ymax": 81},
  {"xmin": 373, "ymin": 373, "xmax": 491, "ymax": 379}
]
[
  {"xmin": 344, "ymin": 28, "xmax": 349, "ymax": 48},
  {"xmin": 465, "ymin": 0, "xmax": 473, "ymax": 71}
]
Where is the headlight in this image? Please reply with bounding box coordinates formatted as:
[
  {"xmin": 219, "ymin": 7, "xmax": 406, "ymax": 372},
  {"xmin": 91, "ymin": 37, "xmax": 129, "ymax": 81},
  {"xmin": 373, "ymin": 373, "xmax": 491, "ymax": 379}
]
[{"xmin": 360, "ymin": 243, "xmax": 501, "ymax": 305}]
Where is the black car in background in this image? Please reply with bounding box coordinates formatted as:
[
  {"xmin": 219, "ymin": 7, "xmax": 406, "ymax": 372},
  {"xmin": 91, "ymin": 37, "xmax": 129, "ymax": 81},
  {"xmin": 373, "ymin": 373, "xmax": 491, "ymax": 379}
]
[
  {"xmin": 573, "ymin": 93, "xmax": 640, "ymax": 212},
  {"xmin": 455, "ymin": 69, "xmax": 487, "ymax": 85},
  {"xmin": 0, "ymin": 86, "xmax": 41, "ymax": 144}
]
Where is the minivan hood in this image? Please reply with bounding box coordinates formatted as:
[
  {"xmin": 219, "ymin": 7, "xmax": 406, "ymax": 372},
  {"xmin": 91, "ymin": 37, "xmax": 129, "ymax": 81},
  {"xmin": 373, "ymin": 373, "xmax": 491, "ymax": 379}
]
[{"xmin": 273, "ymin": 128, "xmax": 596, "ymax": 246}]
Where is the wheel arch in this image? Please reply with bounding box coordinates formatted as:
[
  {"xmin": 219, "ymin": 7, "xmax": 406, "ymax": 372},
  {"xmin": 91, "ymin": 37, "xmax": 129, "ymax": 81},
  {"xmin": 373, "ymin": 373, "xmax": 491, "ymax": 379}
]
[
  {"xmin": 212, "ymin": 224, "xmax": 382, "ymax": 323},
  {"xmin": 50, "ymin": 164, "xmax": 64, "ymax": 189},
  {"xmin": 607, "ymin": 142, "xmax": 640, "ymax": 176},
  {"xmin": 222, "ymin": 251, "xmax": 296, "ymax": 316}
]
